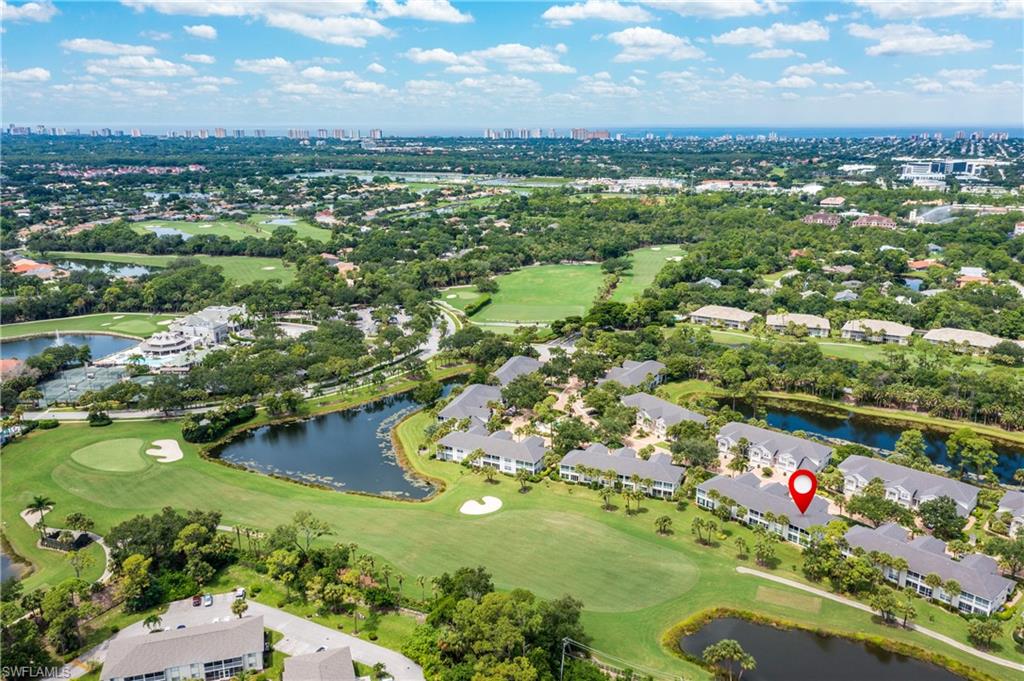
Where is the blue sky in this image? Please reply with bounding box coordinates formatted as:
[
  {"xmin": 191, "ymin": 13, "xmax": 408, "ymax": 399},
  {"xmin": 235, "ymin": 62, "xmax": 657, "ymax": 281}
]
[{"xmin": 1, "ymin": 1, "xmax": 1022, "ymax": 131}]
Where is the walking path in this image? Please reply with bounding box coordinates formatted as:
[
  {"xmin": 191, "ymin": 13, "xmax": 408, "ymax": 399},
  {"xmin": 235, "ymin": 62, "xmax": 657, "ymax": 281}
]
[
  {"xmin": 735, "ymin": 567, "xmax": 1024, "ymax": 673},
  {"xmin": 19, "ymin": 508, "xmax": 113, "ymax": 582},
  {"xmin": 54, "ymin": 593, "xmax": 424, "ymax": 680}
]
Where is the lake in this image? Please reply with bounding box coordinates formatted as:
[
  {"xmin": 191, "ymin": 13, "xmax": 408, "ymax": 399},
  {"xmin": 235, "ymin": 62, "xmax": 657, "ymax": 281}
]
[
  {"xmin": 146, "ymin": 225, "xmax": 193, "ymax": 240},
  {"xmin": 737, "ymin": 402, "xmax": 1024, "ymax": 483},
  {"xmin": 679, "ymin": 617, "xmax": 964, "ymax": 681},
  {"xmin": 55, "ymin": 258, "xmax": 153, "ymax": 278},
  {"xmin": 213, "ymin": 386, "xmax": 454, "ymax": 498},
  {"xmin": 0, "ymin": 550, "xmax": 27, "ymax": 582},
  {"xmin": 1, "ymin": 334, "xmax": 138, "ymax": 361}
]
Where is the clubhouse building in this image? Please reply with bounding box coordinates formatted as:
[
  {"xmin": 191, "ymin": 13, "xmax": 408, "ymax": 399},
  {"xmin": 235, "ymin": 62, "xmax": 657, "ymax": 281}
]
[
  {"xmin": 101, "ymin": 616, "xmax": 265, "ymax": 681},
  {"xmin": 716, "ymin": 422, "xmax": 833, "ymax": 474},
  {"xmin": 437, "ymin": 426, "xmax": 548, "ymax": 474},
  {"xmin": 621, "ymin": 392, "xmax": 707, "ymax": 439},
  {"xmin": 838, "ymin": 455, "xmax": 979, "ymax": 517},
  {"xmin": 845, "ymin": 524, "xmax": 1013, "ymax": 616},
  {"xmin": 697, "ymin": 473, "xmax": 837, "ymax": 546},
  {"xmin": 559, "ymin": 443, "xmax": 685, "ymax": 498}
]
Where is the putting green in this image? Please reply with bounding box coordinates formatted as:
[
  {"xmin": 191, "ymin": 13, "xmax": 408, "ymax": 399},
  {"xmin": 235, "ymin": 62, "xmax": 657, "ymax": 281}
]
[{"xmin": 70, "ymin": 438, "xmax": 147, "ymax": 472}]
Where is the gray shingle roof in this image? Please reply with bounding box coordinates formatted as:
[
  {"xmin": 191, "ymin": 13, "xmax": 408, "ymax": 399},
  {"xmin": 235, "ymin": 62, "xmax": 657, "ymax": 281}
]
[
  {"xmin": 561, "ymin": 443, "xmax": 684, "ymax": 484},
  {"xmin": 283, "ymin": 647, "xmax": 356, "ymax": 681},
  {"xmin": 599, "ymin": 359, "xmax": 665, "ymax": 387},
  {"xmin": 845, "ymin": 524, "xmax": 1013, "ymax": 602},
  {"xmin": 438, "ymin": 429, "xmax": 548, "ymax": 464},
  {"xmin": 493, "ymin": 355, "xmax": 543, "ymax": 386},
  {"xmin": 718, "ymin": 422, "xmax": 833, "ymax": 472},
  {"xmin": 437, "ymin": 383, "xmax": 502, "ymax": 421},
  {"xmin": 101, "ymin": 616, "xmax": 264, "ymax": 681},
  {"xmin": 698, "ymin": 472, "xmax": 837, "ymax": 530},
  {"xmin": 621, "ymin": 392, "xmax": 707, "ymax": 427},
  {"xmin": 838, "ymin": 455, "xmax": 979, "ymax": 516},
  {"xmin": 998, "ymin": 490, "xmax": 1024, "ymax": 518}
]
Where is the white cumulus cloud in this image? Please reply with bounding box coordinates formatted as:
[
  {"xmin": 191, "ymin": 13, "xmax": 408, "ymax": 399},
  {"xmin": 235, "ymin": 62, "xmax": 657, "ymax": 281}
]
[
  {"xmin": 849, "ymin": 1, "xmax": 1022, "ymax": 20},
  {"xmin": 367, "ymin": 62, "xmax": 387, "ymax": 73},
  {"xmin": 713, "ymin": 21, "xmax": 829, "ymax": 48},
  {"xmin": 607, "ymin": 26, "xmax": 705, "ymax": 62},
  {"xmin": 542, "ymin": 0, "xmax": 653, "ymax": 27},
  {"xmin": 60, "ymin": 38, "xmax": 157, "ymax": 55},
  {"xmin": 234, "ymin": 56, "xmax": 293, "ymax": 74},
  {"xmin": 183, "ymin": 53, "xmax": 216, "ymax": 63},
  {"xmin": 749, "ymin": 48, "xmax": 805, "ymax": 59},
  {"xmin": 3, "ymin": 66, "xmax": 51, "ymax": 81},
  {"xmin": 183, "ymin": 23, "xmax": 217, "ymax": 39},
  {"xmin": 0, "ymin": 0, "xmax": 57, "ymax": 22},
  {"xmin": 784, "ymin": 61, "xmax": 846, "ymax": 76},
  {"xmin": 642, "ymin": 0, "xmax": 785, "ymax": 18},
  {"xmin": 775, "ymin": 75, "xmax": 815, "ymax": 88},
  {"xmin": 85, "ymin": 55, "xmax": 196, "ymax": 77},
  {"xmin": 847, "ymin": 23, "xmax": 992, "ymax": 56}
]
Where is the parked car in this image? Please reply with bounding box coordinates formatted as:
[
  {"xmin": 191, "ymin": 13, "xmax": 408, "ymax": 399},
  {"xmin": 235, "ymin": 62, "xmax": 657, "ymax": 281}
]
[
  {"xmin": 234, "ymin": 587, "xmax": 246, "ymax": 600},
  {"xmin": 192, "ymin": 595, "xmax": 202, "ymax": 607},
  {"xmin": 176, "ymin": 624, "xmax": 186, "ymax": 630},
  {"xmin": 203, "ymin": 594, "xmax": 213, "ymax": 607}
]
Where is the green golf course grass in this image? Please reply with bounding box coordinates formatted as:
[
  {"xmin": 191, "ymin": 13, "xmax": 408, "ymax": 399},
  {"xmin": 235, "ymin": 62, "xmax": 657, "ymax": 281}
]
[
  {"xmin": 2, "ymin": 411, "xmax": 1019, "ymax": 678},
  {"xmin": 39, "ymin": 252, "xmax": 297, "ymax": 285},
  {"xmin": 132, "ymin": 215, "xmax": 331, "ymax": 243},
  {"xmin": 443, "ymin": 245, "xmax": 683, "ymax": 324},
  {"xmin": 0, "ymin": 312, "xmax": 178, "ymax": 340},
  {"xmin": 70, "ymin": 438, "xmax": 149, "ymax": 472},
  {"xmin": 610, "ymin": 244, "xmax": 685, "ymax": 302}
]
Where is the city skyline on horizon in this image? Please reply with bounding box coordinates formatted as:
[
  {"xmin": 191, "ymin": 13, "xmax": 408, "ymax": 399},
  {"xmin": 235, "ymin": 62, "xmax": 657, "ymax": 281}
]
[{"xmin": 2, "ymin": 1, "xmax": 1022, "ymax": 129}]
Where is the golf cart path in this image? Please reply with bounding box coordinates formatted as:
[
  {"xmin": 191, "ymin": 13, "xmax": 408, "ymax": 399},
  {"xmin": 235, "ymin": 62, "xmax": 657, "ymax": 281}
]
[{"xmin": 736, "ymin": 567, "xmax": 1024, "ymax": 673}]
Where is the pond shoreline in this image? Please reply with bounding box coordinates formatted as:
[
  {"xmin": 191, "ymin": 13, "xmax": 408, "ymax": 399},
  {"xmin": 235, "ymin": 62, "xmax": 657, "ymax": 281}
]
[
  {"xmin": 0, "ymin": 329, "xmax": 145, "ymax": 343},
  {"xmin": 661, "ymin": 607, "xmax": 990, "ymax": 681}
]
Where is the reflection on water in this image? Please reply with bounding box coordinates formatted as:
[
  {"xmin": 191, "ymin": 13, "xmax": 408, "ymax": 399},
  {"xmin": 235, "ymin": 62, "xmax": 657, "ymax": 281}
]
[
  {"xmin": 1, "ymin": 334, "xmax": 137, "ymax": 361},
  {"xmin": 679, "ymin": 618, "xmax": 964, "ymax": 681}
]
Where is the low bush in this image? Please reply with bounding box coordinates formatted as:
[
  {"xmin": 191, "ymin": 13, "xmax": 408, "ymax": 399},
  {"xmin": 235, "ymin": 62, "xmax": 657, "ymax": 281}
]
[
  {"xmin": 463, "ymin": 295, "xmax": 492, "ymax": 317},
  {"xmin": 37, "ymin": 419, "xmax": 60, "ymax": 430}
]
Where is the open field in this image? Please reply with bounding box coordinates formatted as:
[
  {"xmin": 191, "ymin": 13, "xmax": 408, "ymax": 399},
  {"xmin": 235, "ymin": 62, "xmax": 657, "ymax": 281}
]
[
  {"xmin": 0, "ymin": 312, "xmax": 178, "ymax": 340},
  {"xmin": 610, "ymin": 244, "xmax": 685, "ymax": 302},
  {"xmin": 3, "ymin": 409, "xmax": 1020, "ymax": 678},
  {"xmin": 41, "ymin": 252, "xmax": 297, "ymax": 285},
  {"xmin": 132, "ymin": 215, "xmax": 331, "ymax": 243},
  {"xmin": 444, "ymin": 263, "xmax": 605, "ymax": 322},
  {"xmin": 443, "ymin": 245, "xmax": 683, "ymax": 324}
]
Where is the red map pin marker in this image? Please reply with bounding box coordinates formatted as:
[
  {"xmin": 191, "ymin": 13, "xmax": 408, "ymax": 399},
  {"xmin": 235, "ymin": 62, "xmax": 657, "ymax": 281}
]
[{"xmin": 788, "ymin": 469, "xmax": 817, "ymax": 514}]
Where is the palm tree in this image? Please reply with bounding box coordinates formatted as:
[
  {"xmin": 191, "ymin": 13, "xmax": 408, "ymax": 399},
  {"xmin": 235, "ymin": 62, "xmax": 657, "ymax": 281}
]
[
  {"xmin": 416, "ymin": 575, "xmax": 428, "ymax": 601},
  {"xmin": 599, "ymin": 487, "xmax": 614, "ymax": 511},
  {"xmin": 372, "ymin": 662, "xmax": 391, "ymax": 680},
  {"xmin": 515, "ymin": 469, "xmax": 530, "ymax": 492},
  {"xmin": 143, "ymin": 614, "xmax": 163, "ymax": 631},
  {"xmin": 25, "ymin": 495, "xmax": 54, "ymax": 537},
  {"xmin": 655, "ymin": 515, "xmax": 673, "ymax": 535}
]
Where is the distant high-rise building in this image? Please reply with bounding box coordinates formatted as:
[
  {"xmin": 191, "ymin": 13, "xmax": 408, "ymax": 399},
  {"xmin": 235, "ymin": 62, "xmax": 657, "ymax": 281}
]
[
  {"xmin": 198, "ymin": 129, "xmax": 209, "ymax": 139},
  {"xmin": 332, "ymin": 129, "xmax": 345, "ymax": 139},
  {"xmin": 233, "ymin": 129, "xmax": 244, "ymax": 138},
  {"xmin": 317, "ymin": 128, "xmax": 328, "ymax": 139},
  {"xmin": 100, "ymin": 128, "xmax": 112, "ymax": 137},
  {"xmin": 571, "ymin": 128, "xmax": 610, "ymax": 141},
  {"xmin": 502, "ymin": 128, "xmax": 515, "ymax": 139},
  {"xmin": 955, "ymin": 130, "xmax": 965, "ymax": 140},
  {"xmin": 369, "ymin": 128, "xmax": 383, "ymax": 140},
  {"xmin": 214, "ymin": 127, "xmax": 227, "ymax": 138},
  {"xmin": 254, "ymin": 129, "xmax": 266, "ymax": 138},
  {"xmin": 130, "ymin": 128, "xmax": 142, "ymax": 137}
]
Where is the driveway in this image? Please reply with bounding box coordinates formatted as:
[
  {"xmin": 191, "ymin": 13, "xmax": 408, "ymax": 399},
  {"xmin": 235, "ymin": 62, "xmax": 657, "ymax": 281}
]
[{"xmin": 56, "ymin": 593, "xmax": 425, "ymax": 680}]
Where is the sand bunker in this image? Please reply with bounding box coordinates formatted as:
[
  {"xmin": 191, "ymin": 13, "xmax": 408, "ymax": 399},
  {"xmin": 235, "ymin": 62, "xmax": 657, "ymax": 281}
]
[
  {"xmin": 446, "ymin": 294, "xmax": 457, "ymax": 299},
  {"xmin": 459, "ymin": 496, "xmax": 503, "ymax": 515},
  {"xmin": 113, "ymin": 315, "xmax": 125, "ymax": 319},
  {"xmin": 158, "ymin": 319, "xmax": 173, "ymax": 325},
  {"xmin": 261, "ymin": 266, "xmax": 276, "ymax": 271},
  {"xmin": 146, "ymin": 439, "xmax": 184, "ymax": 463}
]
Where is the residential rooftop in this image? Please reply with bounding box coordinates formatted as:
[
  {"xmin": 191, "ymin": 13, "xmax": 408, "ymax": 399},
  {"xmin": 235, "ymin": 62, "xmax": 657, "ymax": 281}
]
[
  {"xmin": 493, "ymin": 355, "xmax": 543, "ymax": 386},
  {"xmin": 437, "ymin": 428, "xmax": 548, "ymax": 465},
  {"xmin": 839, "ymin": 455, "xmax": 979, "ymax": 517},
  {"xmin": 598, "ymin": 359, "xmax": 666, "ymax": 388},
  {"xmin": 621, "ymin": 392, "xmax": 707, "ymax": 427},
  {"xmin": 699, "ymin": 472, "xmax": 837, "ymax": 530},
  {"xmin": 561, "ymin": 443, "xmax": 684, "ymax": 484}
]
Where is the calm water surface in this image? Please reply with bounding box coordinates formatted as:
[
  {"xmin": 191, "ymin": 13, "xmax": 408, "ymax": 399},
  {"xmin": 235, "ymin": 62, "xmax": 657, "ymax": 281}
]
[
  {"xmin": 1, "ymin": 334, "xmax": 137, "ymax": 361},
  {"xmin": 679, "ymin": 618, "xmax": 964, "ymax": 681},
  {"xmin": 215, "ymin": 386, "xmax": 454, "ymax": 498},
  {"xmin": 738, "ymin": 402, "xmax": 1024, "ymax": 483},
  {"xmin": 0, "ymin": 551, "xmax": 27, "ymax": 582}
]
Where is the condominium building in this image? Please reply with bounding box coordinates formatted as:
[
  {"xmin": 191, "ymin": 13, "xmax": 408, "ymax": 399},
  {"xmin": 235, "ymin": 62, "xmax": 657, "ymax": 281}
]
[
  {"xmin": 689, "ymin": 305, "xmax": 759, "ymax": 330},
  {"xmin": 716, "ymin": 422, "xmax": 832, "ymax": 473},
  {"xmin": 840, "ymin": 319, "xmax": 915, "ymax": 345},
  {"xmin": 598, "ymin": 359, "xmax": 665, "ymax": 388},
  {"xmin": 493, "ymin": 355, "xmax": 543, "ymax": 386},
  {"xmin": 621, "ymin": 392, "xmax": 707, "ymax": 439},
  {"xmin": 437, "ymin": 384, "xmax": 502, "ymax": 428},
  {"xmin": 559, "ymin": 443, "xmax": 685, "ymax": 498},
  {"xmin": 922, "ymin": 328, "xmax": 1004, "ymax": 354},
  {"xmin": 437, "ymin": 427, "xmax": 547, "ymax": 474},
  {"xmin": 996, "ymin": 490, "xmax": 1024, "ymax": 538},
  {"xmin": 283, "ymin": 647, "xmax": 356, "ymax": 681},
  {"xmin": 765, "ymin": 313, "xmax": 830, "ymax": 337},
  {"xmin": 801, "ymin": 212, "xmax": 841, "ymax": 227},
  {"xmin": 838, "ymin": 455, "xmax": 979, "ymax": 517}
]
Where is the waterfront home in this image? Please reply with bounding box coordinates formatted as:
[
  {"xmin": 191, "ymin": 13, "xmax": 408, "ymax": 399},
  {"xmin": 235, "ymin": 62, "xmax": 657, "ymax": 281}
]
[
  {"xmin": 922, "ymin": 327, "xmax": 1003, "ymax": 353},
  {"xmin": 838, "ymin": 455, "xmax": 979, "ymax": 517},
  {"xmin": 716, "ymin": 422, "xmax": 832, "ymax": 474},
  {"xmin": 689, "ymin": 305, "xmax": 759, "ymax": 330},
  {"xmin": 598, "ymin": 359, "xmax": 665, "ymax": 388},
  {"xmin": 696, "ymin": 473, "xmax": 837, "ymax": 546},
  {"xmin": 284, "ymin": 647, "xmax": 356, "ymax": 681},
  {"xmin": 169, "ymin": 305, "xmax": 246, "ymax": 346},
  {"xmin": 996, "ymin": 490, "xmax": 1024, "ymax": 538},
  {"xmin": 559, "ymin": 443, "xmax": 684, "ymax": 498},
  {"xmin": 437, "ymin": 384, "xmax": 502, "ymax": 428},
  {"xmin": 956, "ymin": 266, "xmax": 991, "ymax": 288},
  {"xmin": 765, "ymin": 313, "xmax": 831, "ymax": 337},
  {"xmin": 437, "ymin": 426, "xmax": 547, "ymax": 474},
  {"xmin": 845, "ymin": 524, "xmax": 1012, "ymax": 616},
  {"xmin": 840, "ymin": 319, "xmax": 914, "ymax": 344},
  {"xmin": 101, "ymin": 616, "xmax": 265, "ymax": 681},
  {"xmin": 493, "ymin": 355, "xmax": 543, "ymax": 386},
  {"xmin": 621, "ymin": 392, "xmax": 707, "ymax": 438}
]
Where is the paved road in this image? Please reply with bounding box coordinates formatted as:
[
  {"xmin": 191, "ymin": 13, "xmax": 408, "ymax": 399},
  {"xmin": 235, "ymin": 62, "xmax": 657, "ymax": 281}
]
[
  {"xmin": 736, "ymin": 566, "xmax": 1024, "ymax": 673},
  {"xmin": 56, "ymin": 593, "xmax": 424, "ymax": 680}
]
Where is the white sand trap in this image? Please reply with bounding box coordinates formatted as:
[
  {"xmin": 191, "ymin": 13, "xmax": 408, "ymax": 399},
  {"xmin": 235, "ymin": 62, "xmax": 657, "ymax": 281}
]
[
  {"xmin": 158, "ymin": 319, "xmax": 173, "ymax": 325},
  {"xmin": 446, "ymin": 294, "xmax": 457, "ymax": 299},
  {"xmin": 261, "ymin": 266, "xmax": 276, "ymax": 271},
  {"xmin": 460, "ymin": 496, "xmax": 502, "ymax": 515},
  {"xmin": 651, "ymin": 246, "xmax": 662, "ymax": 251},
  {"xmin": 113, "ymin": 315, "xmax": 125, "ymax": 319},
  {"xmin": 146, "ymin": 439, "xmax": 184, "ymax": 463},
  {"xmin": 101, "ymin": 323, "xmax": 111, "ymax": 327}
]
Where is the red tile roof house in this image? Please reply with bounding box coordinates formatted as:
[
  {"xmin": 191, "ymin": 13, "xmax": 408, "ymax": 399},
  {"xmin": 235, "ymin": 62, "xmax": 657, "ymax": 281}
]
[
  {"xmin": 801, "ymin": 212, "xmax": 841, "ymax": 226},
  {"xmin": 907, "ymin": 258, "xmax": 943, "ymax": 271},
  {"xmin": 852, "ymin": 214, "xmax": 898, "ymax": 229}
]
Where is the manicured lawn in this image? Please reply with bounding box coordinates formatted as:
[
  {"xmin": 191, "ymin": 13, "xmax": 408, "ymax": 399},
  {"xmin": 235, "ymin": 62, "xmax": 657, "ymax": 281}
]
[
  {"xmin": 3, "ymin": 410, "xmax": 1021, "ymax": 678},
  {"xmin": 70, "ymin": 438, "xmax": 150, "ymax": 472},
  {"xmin": 41, "ymin": 252, "xmax": 297, "ymax": 285},
  {"xmin": 610, "ymin": 244, "xmax": 685, "ymax": 302},
  {"xmin": 444, "ymin": 263, "xmax": 605, "ymax": 323},
  {"xmin": 0, "ymin": 312, "xmax": 178, "ymax": 340},
  {"xmin": 132, "ymin": 215, "xmax": 331, "ymax": 243}
]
